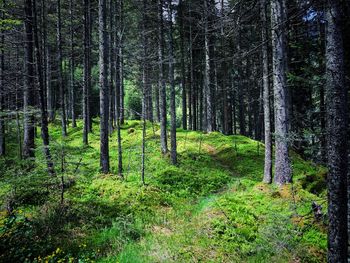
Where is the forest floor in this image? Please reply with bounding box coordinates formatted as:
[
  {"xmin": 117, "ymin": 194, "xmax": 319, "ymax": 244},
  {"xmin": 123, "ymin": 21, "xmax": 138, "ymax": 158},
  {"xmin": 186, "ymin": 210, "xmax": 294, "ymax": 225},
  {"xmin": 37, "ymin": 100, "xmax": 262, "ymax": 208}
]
[{"xmin": 0, "ymin": 120, "xmax": 327, "ymax": 262}]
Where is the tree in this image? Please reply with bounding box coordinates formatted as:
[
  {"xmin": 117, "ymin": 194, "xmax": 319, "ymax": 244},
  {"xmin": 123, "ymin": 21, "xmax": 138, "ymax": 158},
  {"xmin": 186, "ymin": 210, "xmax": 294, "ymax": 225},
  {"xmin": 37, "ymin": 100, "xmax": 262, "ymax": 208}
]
[
  {"xmin": 158, "ymin": 0, "xmax": 168, "ymax": 155},
  {"xmin": 168, "ymin": 0, "xmax": 177, "ymax": 165},
  {"xmin": 270, "ymin": 0, "xmax": 291, "ymax": 185},
  {"xmin": 0, "ymin": 0, "xmax": 5, "ymax": 157},
  {"xmin": 260, "ymin": 0, "xmax": 272, "ymax": 183},
  {"xmin": 83, "ymin": 0, "xmax": 91, "ymax": 145},
  {"xmin": 57, "ymin": 0, "xmax": 67, "ymax": 137},
  {"xmin": 179, "ymin": 0, "xmax": 187, "ymax": 130},
  {"xmin": 99, "ymin": 0, "xmax": 110, "ymax": 173},
  {"xmin": 33, "ymin": 0, "xmax": 54, "ymax": 174},
  {"xmin": 23, "ymin": 0, "xmax": 36, "ymax": 159},
  {"xmin": 115, "ymin": 0, "xmax": 123, "ymax": 177},
  {"xmin": 325, "ymin": 0, "xmax": 348, "ymax": 261},
  {"xmin": 69, "ymin": 0, "xmax": 76, "ymax": 128}
]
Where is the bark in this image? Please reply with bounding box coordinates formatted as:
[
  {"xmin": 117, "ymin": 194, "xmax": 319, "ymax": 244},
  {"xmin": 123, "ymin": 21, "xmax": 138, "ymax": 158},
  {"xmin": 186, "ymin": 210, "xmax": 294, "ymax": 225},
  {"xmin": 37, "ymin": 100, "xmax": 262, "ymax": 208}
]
[
  {"xmin": 57, "ymin": 0, "xmax": 67, "ymax": 137},
  {"xmin": 99, "ymin": 0, "xmax": 110, "ymax": 173},
  {"xmin": 325, "ymin": 0, "xmax": 348, "ymax": 261},
  {"xmin": 261, "ymin": 0, "xmax": 272, "ymax": 184},
  {"xmin": 271, "ymin": 0, "xmax": 291, "ymax": 185},
  {"xmin": 23, "ymin": 0, "xmax": 36, "ymax": 159},
  {"xmin": 158, "ymin": 0, "xmax": 168, "ymax": 154},
  {"xmin": 168, "ymin": 0, "xmax": 177, "ymax": 165}
]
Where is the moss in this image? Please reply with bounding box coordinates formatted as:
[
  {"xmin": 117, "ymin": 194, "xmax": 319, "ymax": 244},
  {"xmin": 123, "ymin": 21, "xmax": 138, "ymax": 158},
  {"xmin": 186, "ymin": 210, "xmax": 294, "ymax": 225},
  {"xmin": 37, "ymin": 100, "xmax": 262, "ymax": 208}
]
[{"xmin": 0, "ymin": 120, "xmax": 327, "ymax": 262}]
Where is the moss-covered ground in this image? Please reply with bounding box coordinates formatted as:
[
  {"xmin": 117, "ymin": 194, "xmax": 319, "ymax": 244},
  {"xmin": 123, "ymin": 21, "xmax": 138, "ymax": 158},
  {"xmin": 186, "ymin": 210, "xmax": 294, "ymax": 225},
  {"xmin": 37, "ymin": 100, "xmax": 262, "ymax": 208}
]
[{"xmin": 0, "ymin": 120, "xmax": 327, "ymax": 262}]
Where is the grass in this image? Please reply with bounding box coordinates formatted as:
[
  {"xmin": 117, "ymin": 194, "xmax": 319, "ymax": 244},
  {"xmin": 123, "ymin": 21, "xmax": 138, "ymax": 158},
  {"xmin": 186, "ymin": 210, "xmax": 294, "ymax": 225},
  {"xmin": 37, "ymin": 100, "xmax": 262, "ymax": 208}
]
[{"xmin": 0, "ymin": 119, "xmax": 327, "ymax": 262}]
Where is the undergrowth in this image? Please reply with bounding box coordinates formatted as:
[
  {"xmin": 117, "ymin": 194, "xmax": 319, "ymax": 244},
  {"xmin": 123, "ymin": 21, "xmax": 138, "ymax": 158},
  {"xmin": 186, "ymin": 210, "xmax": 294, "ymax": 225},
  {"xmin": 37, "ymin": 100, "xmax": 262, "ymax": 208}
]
[{"xmin": 0, "ymin": 120, "xmax": 327, "ymax": 262}]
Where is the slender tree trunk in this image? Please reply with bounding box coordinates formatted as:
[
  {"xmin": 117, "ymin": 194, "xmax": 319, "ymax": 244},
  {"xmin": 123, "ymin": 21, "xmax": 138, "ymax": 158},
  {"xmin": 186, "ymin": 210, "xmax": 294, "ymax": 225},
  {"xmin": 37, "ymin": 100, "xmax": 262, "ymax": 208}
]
[
  {"xmin": 23, "ymin": 0, "xmax": 36, "ymax": 159},
  {"xmin": 33, "ymin": 0, "xmax": 54, "ymax": 174},
  {"xmin": 99, "ymin": 0, "xmax": 110, "ymax": 173},
  {"xmin": 179, "ymin": 0, "xmax": 187, "ymax": 130},
  {"xmin": 204, "ymin": 0, "xmax": 212, "ymax": 133},
  {"xmin": 46, "ymin": 46, "xmax": 53, "ymax": 121},
  {"xmin": 319, "ymin": 84, "xmax": 326, "ymax": 163},
  {"xmin": 158, "ymin": 0, "xmax": 168, "ymax": 154},
  {"xmin": 189, "ymin": 3, "xmax": 195, "ymax": 130},
  {"xmin": 42, "ymin": 0, "xmax": 53, "ymax": 122},
  {"xmin": 271, "ymin": 0, "xmax": 291, "ymax": 185},
  {"xmin": 119, "ymin": 0, "xmax": 125, "ymax": 124},
  {"xmin": 0, "ymin": 1, "xmax": 5, "ymax": 156},
  {"xmin": 114, "ymin": 0, "xmax": 123, "ymax": 177},
  {"xmin": 115, "ymin": 0, "xmax": 121, "ymax": 123},
  {"xmin": 83, "ymin": 0, "xmax": 90, "ymax": 145},
  {"xmin": 69, "ymin": 0, "xmax": 76, "ymax": 128},
  {"xmin": 261, "ymin": 0, "xmax": 272, "ymax": 183},
  {"xmin": 325, "ymin": 0, "xmax": 348, "ymax": 261},
  {"xmin": 57, "ymin": 0, "xmax": 67, "ymax": 137},
  {"xmin": 109, "ymin": 0, "xmax": 115, "ymax": 134},
  {"xmin": 237, "ymin": 33, "xmax": 246, "ymax": 136},
  {"xmin": 168, "ymin": 0, "xmax": 177, "ymax": 165},
  {"xmin": 155, "ymin": 84, "xmax": 160, "ymax": 122}
]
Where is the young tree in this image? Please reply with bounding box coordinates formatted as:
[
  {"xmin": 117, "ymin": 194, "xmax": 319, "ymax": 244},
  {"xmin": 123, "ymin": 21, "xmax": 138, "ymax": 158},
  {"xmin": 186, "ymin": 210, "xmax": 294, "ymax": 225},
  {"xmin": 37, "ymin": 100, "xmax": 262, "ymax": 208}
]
[
  {"xmin": 178, "ymin": 0, "xmax": 187, "ymax": 130},
  {"xmin": 99, "ymin": 0, "xmax": 110, "ymax": 173},
  {"xmin": 69, "ymin": 0, "xmax": 76, "ymax": 128},
  {"xmin": 270, "ymin": 0, "xmax": 291, "ymax": 185},
  {"xmin": 57, "ymin": 0, "xmax": 67, "ymax": 137},
  {"xmin": 168, "ymin": 0, "xmax": 177, "ymax": 165},
  {"xmin": 23, "ymin": 0, "xmax": 36, "ymax": 159},
  {"xmin": 32, "ymin": 0, "xmax": 54, "ymax": 174},
  {"xmin": 260, "ymin": 0, "xmax": 272, "ymax": 183},
  {"xmin": 158, "ymin": 0, "xmax": 168, "ymax": 155},
  {"xmin": 325, "ymin": 0, "xmax": 348, "ymax": 261},
  {"xmin": 115, "ymin": 0, "xmax": 123, "ymax": 177},
  {"xmin": 0, "ymin": 1, "xmax": 5, "ymax": 157},
  {"xmin": 83, "ymin": 0, "xmax": 91, "ymax": 145}
]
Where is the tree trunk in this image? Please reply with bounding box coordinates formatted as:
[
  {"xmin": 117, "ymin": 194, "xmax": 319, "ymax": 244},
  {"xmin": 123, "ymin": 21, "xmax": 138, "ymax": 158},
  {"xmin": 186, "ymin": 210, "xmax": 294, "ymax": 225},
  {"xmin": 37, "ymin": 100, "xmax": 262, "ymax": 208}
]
[
  {"xmin": 69, "ymin": 0, "xmax": 76, "ymax": 128},
  {"xmin": 33, "ymin": 0, "xmax": 54, "ymax": 174},
  {"xmin": 83, "ymin": 0, "xmax": 91, "ymax": 145},
  {"xmin": 204, "ymin": 0, "xmax": 212, "ymax": 133},
  {"xmin": 168, "ymin": 0, "xmax": 177, "ymax": 165},
  {"xmin": 109, "ymin": 0, "xmax": 115, "ymax": 134},
  {"xmin": 23, "ymin": 0, "xmax": 36, "ymax": 159},
  {"xmin": 325, "ymin": 0, "xmax": 348, "ymax": 261},
  {"xmin": 119, "ymin": 0, "xmax": 125, "ymax": 124},
  {"xmin": 57, "ymin": 0, "xmax": 67, "ymax": 137},
  {"xmin": 115, "ymin": 0, "xmax": 123, "ymax": 177},
  {"xmin": 99, "ymin": 0, "xmax": 110, "ymax": 173},
  {"xmin": 271, "ymin": 0, "xmax": 291, "ymax": 185},
  {"xmin": 179, "ymin": 0, "xmax": 187, "ymax": 130},
  {"xmin": 261, "ymin": 0, "xmax": 272, "ymax": 184},
  {"xmin": 0, "ymin": 1, "xmax": 5, "ymax": 156},
  {"xmin": 158, "ymin": 0, "xmax": 168, "ymax": 154},
  {"xmin": 189, "ymin": 4, "xmax": 195, "ymax": 131}
]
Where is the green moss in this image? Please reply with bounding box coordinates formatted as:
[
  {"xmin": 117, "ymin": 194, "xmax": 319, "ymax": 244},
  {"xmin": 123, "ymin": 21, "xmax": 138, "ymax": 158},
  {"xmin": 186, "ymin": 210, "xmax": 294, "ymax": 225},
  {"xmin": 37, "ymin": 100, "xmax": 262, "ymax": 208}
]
[{"xmin": 0, "ymin": 120, "xmax": 327, "ymax": 262}]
